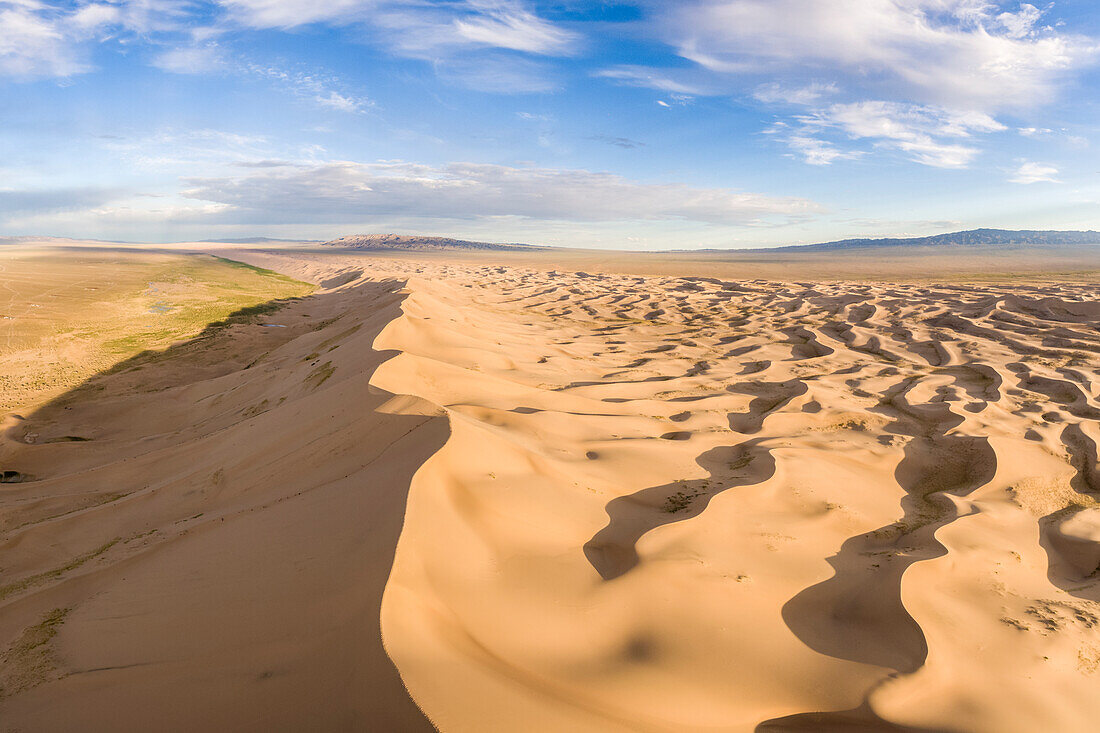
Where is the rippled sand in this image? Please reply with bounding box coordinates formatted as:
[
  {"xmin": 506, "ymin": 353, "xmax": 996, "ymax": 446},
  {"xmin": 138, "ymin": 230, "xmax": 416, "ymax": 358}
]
[{"xmin": 2, "ymin": 245, "xmax": 1099, "ymax": 732}]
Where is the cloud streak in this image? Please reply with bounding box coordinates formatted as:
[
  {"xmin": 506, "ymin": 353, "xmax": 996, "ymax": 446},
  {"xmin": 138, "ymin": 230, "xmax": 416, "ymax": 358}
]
[
  {"xmin": 769, "ymin": 101, "xmax": 1008, "ymax": 168},
  {"xmin": 0, "ymin": 186, "xmax": 125, "ymax": 216},
  {"xmin": 179, "ymin": 160, "xmax": 824, "ymax": 225},
  {"xmin": 660, "ymin": 0, "xmax": 1095, "ymax": 110}
]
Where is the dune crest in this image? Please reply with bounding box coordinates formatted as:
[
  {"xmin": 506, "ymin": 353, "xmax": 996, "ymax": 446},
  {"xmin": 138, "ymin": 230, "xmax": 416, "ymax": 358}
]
[{"xmin": 0, "ymin": 262, "xmax": 438, "ymax": 731}]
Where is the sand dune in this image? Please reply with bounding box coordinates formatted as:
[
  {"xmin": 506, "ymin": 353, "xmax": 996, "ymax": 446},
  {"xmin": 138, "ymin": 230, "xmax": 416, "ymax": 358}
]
[
  {"xmin": 363, "ymin": 267, "xmax": 1100, "ymax": 732},
  {"xmin": 0, "ymin": 264, "xmax": 438, "ymax": 731},
  {"xmin": 2, "ymin": 246, "xmax": 1099, "ymax": 731}
]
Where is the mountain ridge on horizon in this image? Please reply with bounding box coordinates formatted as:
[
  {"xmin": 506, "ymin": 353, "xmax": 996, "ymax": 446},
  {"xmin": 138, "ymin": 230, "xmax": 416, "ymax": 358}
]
[
  {"xmin": 318, "ymin": 228, "xmax": 1100, "ymax": 253},
  {"xmin": 3, "ymin": 228, "xmax": 1099, "ymax": 253},
  {"xmin": 320, "ymin": 233, "xmax": 547, "ymax": 251},
  {"xmin": 724, "ymin": 227, "xmax": 1100, "ymax": 253}
]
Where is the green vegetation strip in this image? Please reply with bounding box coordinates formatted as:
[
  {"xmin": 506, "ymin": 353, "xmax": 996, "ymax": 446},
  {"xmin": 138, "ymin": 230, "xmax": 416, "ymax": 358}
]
[{"xmin": 0, "ymin": 539, "xmax": 120, "ymax": 601}]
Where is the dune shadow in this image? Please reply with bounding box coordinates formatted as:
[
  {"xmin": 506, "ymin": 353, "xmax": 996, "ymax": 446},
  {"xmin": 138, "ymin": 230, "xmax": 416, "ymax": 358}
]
[
  {"xmin": 727, "ymin": 380, "xmax": 808, "ymax": 434},
  {"xmin": 584, "ymin": 440, "xmax": 775, "ymax": 581},
  {"xmin": 1038, "ymin": 423, "xmax": 1100, "ymax": 603},
  {"xmin": 756, "ymin": 701, "xmax": 946, "ymax": 732},
  {"xmin": 0, "ymin": 273, "xmax": 440, "ymax": 731},
  {"xmin": 760, "ymin": 377, "xmax": 996, "ymax": 728}
]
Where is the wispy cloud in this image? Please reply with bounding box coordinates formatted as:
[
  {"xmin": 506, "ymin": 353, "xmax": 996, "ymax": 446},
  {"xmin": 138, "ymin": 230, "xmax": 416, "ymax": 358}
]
[
  {"xmin": 0, "ymin": 1, "xmax": 97, "ymax": 78},
  {"xmin": 767, "ymin": 127, "xmax": 861, "ymax": 166},
  {"xmin": 0, "ymin": 0, "xmax": 197, "ymax": 79},
  {"xmin": 0, "ymin": 185, "xmax": 126, "ymax": 217},
  {"xmin": 660, "ymin": 0, "xmax": 1096, "ymax": 111},
  {"xmin": 98, "ymin": 128, "xmax": 279, "ymax": 172},
  {"xmin": 753, "ymin": 82, "xmax": 838, "ymax": 106},
  {"xmin": 179, "ymin": 160, "xmax": 824, "ymax": 225},
  {"xmin": 220, "ymin": 0, "xmax": 577, "ymax": 56},
  {"xmin": 152, "ymin": 43, "xmax": 227, "ymax": 74},
  {"xmin": 1018, "ymin": 126, "xmax": 1054, "ymax": 137},
  {"xmin": 453, "ymin": 0, "xmax": 578, "ymax": 55},
  {"xmin": 595, "ymin": 65, "xmax": 705, "ymax": 95},
  {"xmin": 244, "ymin": 62, "xmax": 373, "ymax": 112},
  {"xmin": 217, "ymin": 0, "xmax": 375, "ymax": 29},
  {"xmin": 771, "ymin": 101, "xmax": 1007, "ymax": 168},
  {"xmin": 1009, "ymin": 160, "xmax": 1061, "ymax": 184}
]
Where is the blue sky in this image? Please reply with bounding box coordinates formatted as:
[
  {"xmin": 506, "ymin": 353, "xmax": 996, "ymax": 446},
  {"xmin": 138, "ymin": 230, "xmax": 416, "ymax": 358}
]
[{"xmin": 2, "ymin": 0, "xmax": 1100, "ymax": 248}]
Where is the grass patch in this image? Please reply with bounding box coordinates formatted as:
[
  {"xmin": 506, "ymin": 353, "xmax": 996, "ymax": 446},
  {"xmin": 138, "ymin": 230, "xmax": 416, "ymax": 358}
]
[
  {"xmin": 0, "ymin": 251, "xmax": 313, "ymax": 414},
  {"xmin": 0, "ymin": 607, "xmax": 72, "ymax": 698},
  {"xmin": 0, "ymin": 538, "xmax": 120, "ymax": 601},
  {"xmin": 317, "ymin": 323, "xmax": 362, "ymax": 351},
  {"xmin": 305, "ymin": 361, "xmax": 336, "ymax": 389}
]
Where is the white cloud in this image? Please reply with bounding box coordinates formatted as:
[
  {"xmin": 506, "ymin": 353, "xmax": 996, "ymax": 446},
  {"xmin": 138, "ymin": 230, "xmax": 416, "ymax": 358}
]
[
  {"xmin": 218, "ymin": 0, "xmax": 374, "ymax": 28},
  {"xmin": 218, "ymin": 1, "xmax": 575, "ymax": 96},
  {"xmin": 996, "ymin": 3, "xmax": 1043, "ymax": 39},
  {"xmin": 453, "ymin": 0, "xmax": 577, "ymax": 55},
  {"xmin": 0, "ymin": 1, "xmax": 578, "ymax": 86},
  {"xmin": 178, "ymin": 160, "xmax": 824, "ymax": 225},
  {"xmin": 1009, "ymin": 160, "xmax": 1060, "ymax": 183},
  {"xmin": 153, "ymin": 44, "xmax": 226, "ymax": 74},
  {"xmin": 245, "ymin": 63, "xmax": 373, "ymax": 112},
  {"xmin": 99, "ymin": 128, "xmax": 277, "ymax": 172},
  {"xmin": 70, "ymin": 3, "xmax": 121, "ymax": 31},
  {"xmin": 0, "ymin": 1, "xmax": 90, "ymax": 78},
  {"xmin": 220, "ymin": 0, "xmax": 576, "ymax": 56},
  {"xmin": 659, "ymin": 0, "xmax": 1095, "ymax": 110},
  {"xmin": 753, "ymin": 82, "xmax": 839, "ymax": 106},
  {"xmin": 596, "ymin": 66, "xmax": 705, "ymax": 95},
  {"xmin": 792, "ymin": 101, "xmax": 1008, "ymax": 168},
  {"xmin": 785, "ymin": 134, "xmax": 861, "ymax": 166},
  {"xmin": 0, "ymin": 185, "xmax": 126, "ymax": 218},
  {"xmin": 314, "ymin": 90, "xmax": 366, "ymax": 112},
  {"xmin": 0, "ymin": 0, "xmax": 198, "ymax": 80}
]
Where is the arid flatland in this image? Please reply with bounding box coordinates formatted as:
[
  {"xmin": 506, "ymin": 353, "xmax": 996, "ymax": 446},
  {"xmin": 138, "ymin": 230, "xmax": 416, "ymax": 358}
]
[{"xmin": 0, "ymin": 247, "xmax": 312, "ymax": 414}]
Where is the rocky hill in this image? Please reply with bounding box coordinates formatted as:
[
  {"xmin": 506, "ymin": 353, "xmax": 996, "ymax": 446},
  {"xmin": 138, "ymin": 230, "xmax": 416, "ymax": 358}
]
[
  {"xmin": 768, "ymin": 228, "xmax": 1100, "ymax": 252},
  {"xmin": 321, "ymin": 234, "xmax": 545, "ymax": 251}
]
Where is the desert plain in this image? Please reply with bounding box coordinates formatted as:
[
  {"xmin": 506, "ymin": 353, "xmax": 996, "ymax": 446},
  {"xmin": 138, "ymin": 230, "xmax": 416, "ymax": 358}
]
[{"xmin": 1, "ymin": 238, "xmax": 1099, "ymax": 732}]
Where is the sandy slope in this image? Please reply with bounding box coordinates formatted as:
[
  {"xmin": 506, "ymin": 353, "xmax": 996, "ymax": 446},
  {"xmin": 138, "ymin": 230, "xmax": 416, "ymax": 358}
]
[
  {"xmin": 3, "ymin": 246, "xmax": 1100, "ymax": 732},
  {"xmin": 228, "ymin": 250, "xmax": 1100, "ymax": 731},
  {"xmin": 359, "ymin": 266, "xmax": 1100, "ymax": 733},
  {"xmin": 0, "ymin": 266, "xmax": 439, "ymax": 731}
]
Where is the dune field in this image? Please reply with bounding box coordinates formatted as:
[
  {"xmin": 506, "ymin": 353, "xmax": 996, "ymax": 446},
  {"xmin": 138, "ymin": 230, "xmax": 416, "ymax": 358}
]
[{"xmin": 1, "ymin": 243, "xmax": 1099, "ymax": 732}]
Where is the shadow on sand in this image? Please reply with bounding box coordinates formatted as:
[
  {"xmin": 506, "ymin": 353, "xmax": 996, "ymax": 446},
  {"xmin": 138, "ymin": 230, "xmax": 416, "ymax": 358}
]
[{"xmin": 0, "ymin": 277, "xmax": 441, "ymax": 731}]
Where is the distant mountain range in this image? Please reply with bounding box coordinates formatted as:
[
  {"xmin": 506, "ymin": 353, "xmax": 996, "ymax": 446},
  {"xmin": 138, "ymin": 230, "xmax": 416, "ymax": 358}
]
[
  {"xmin": 321, "ymin": 234, "xmax": 546, "ymax": 251},
  {"xmin": 759, "ymin": 228, "xmax": 1100, "ymax": 252},
  {"xmin": 320, "ymin": 229, "xmax": 1100, "ymax": 254},
  {"xmin": 200, "ymin": 237, "xmax": 321, "ymax": 244},
  {"xmin": 4, "ymin": 228, "xmax": 1098, "ymax": 253}
]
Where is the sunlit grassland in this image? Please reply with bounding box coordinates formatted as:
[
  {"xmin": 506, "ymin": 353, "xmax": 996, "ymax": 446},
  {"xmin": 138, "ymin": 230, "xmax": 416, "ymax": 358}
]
[{"xmin": 0, "ymin": 249, "xmax": 313, "ymax": 414}]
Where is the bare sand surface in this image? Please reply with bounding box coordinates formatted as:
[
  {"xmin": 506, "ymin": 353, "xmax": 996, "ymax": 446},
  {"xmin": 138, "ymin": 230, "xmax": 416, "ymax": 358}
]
[
  {"xmin": 0, "ymin": 254, "xmax": 438, "ymax": 731},
  {"xmin": 2, "ymin": 243, "xmax": 1099, "ymax": 732}
]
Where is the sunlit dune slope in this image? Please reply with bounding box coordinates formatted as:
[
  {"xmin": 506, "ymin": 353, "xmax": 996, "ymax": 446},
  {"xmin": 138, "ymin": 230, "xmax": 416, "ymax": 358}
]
[{"xmin": 361, "ymin": 261, "xmax": 1100, "ymax": 732}]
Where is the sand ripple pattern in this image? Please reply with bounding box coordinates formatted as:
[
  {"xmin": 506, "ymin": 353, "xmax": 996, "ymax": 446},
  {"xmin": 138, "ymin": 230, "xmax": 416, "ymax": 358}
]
[{"xmin": 372, "ymin": 266, "xmax": 1100, "ymax": 732}]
